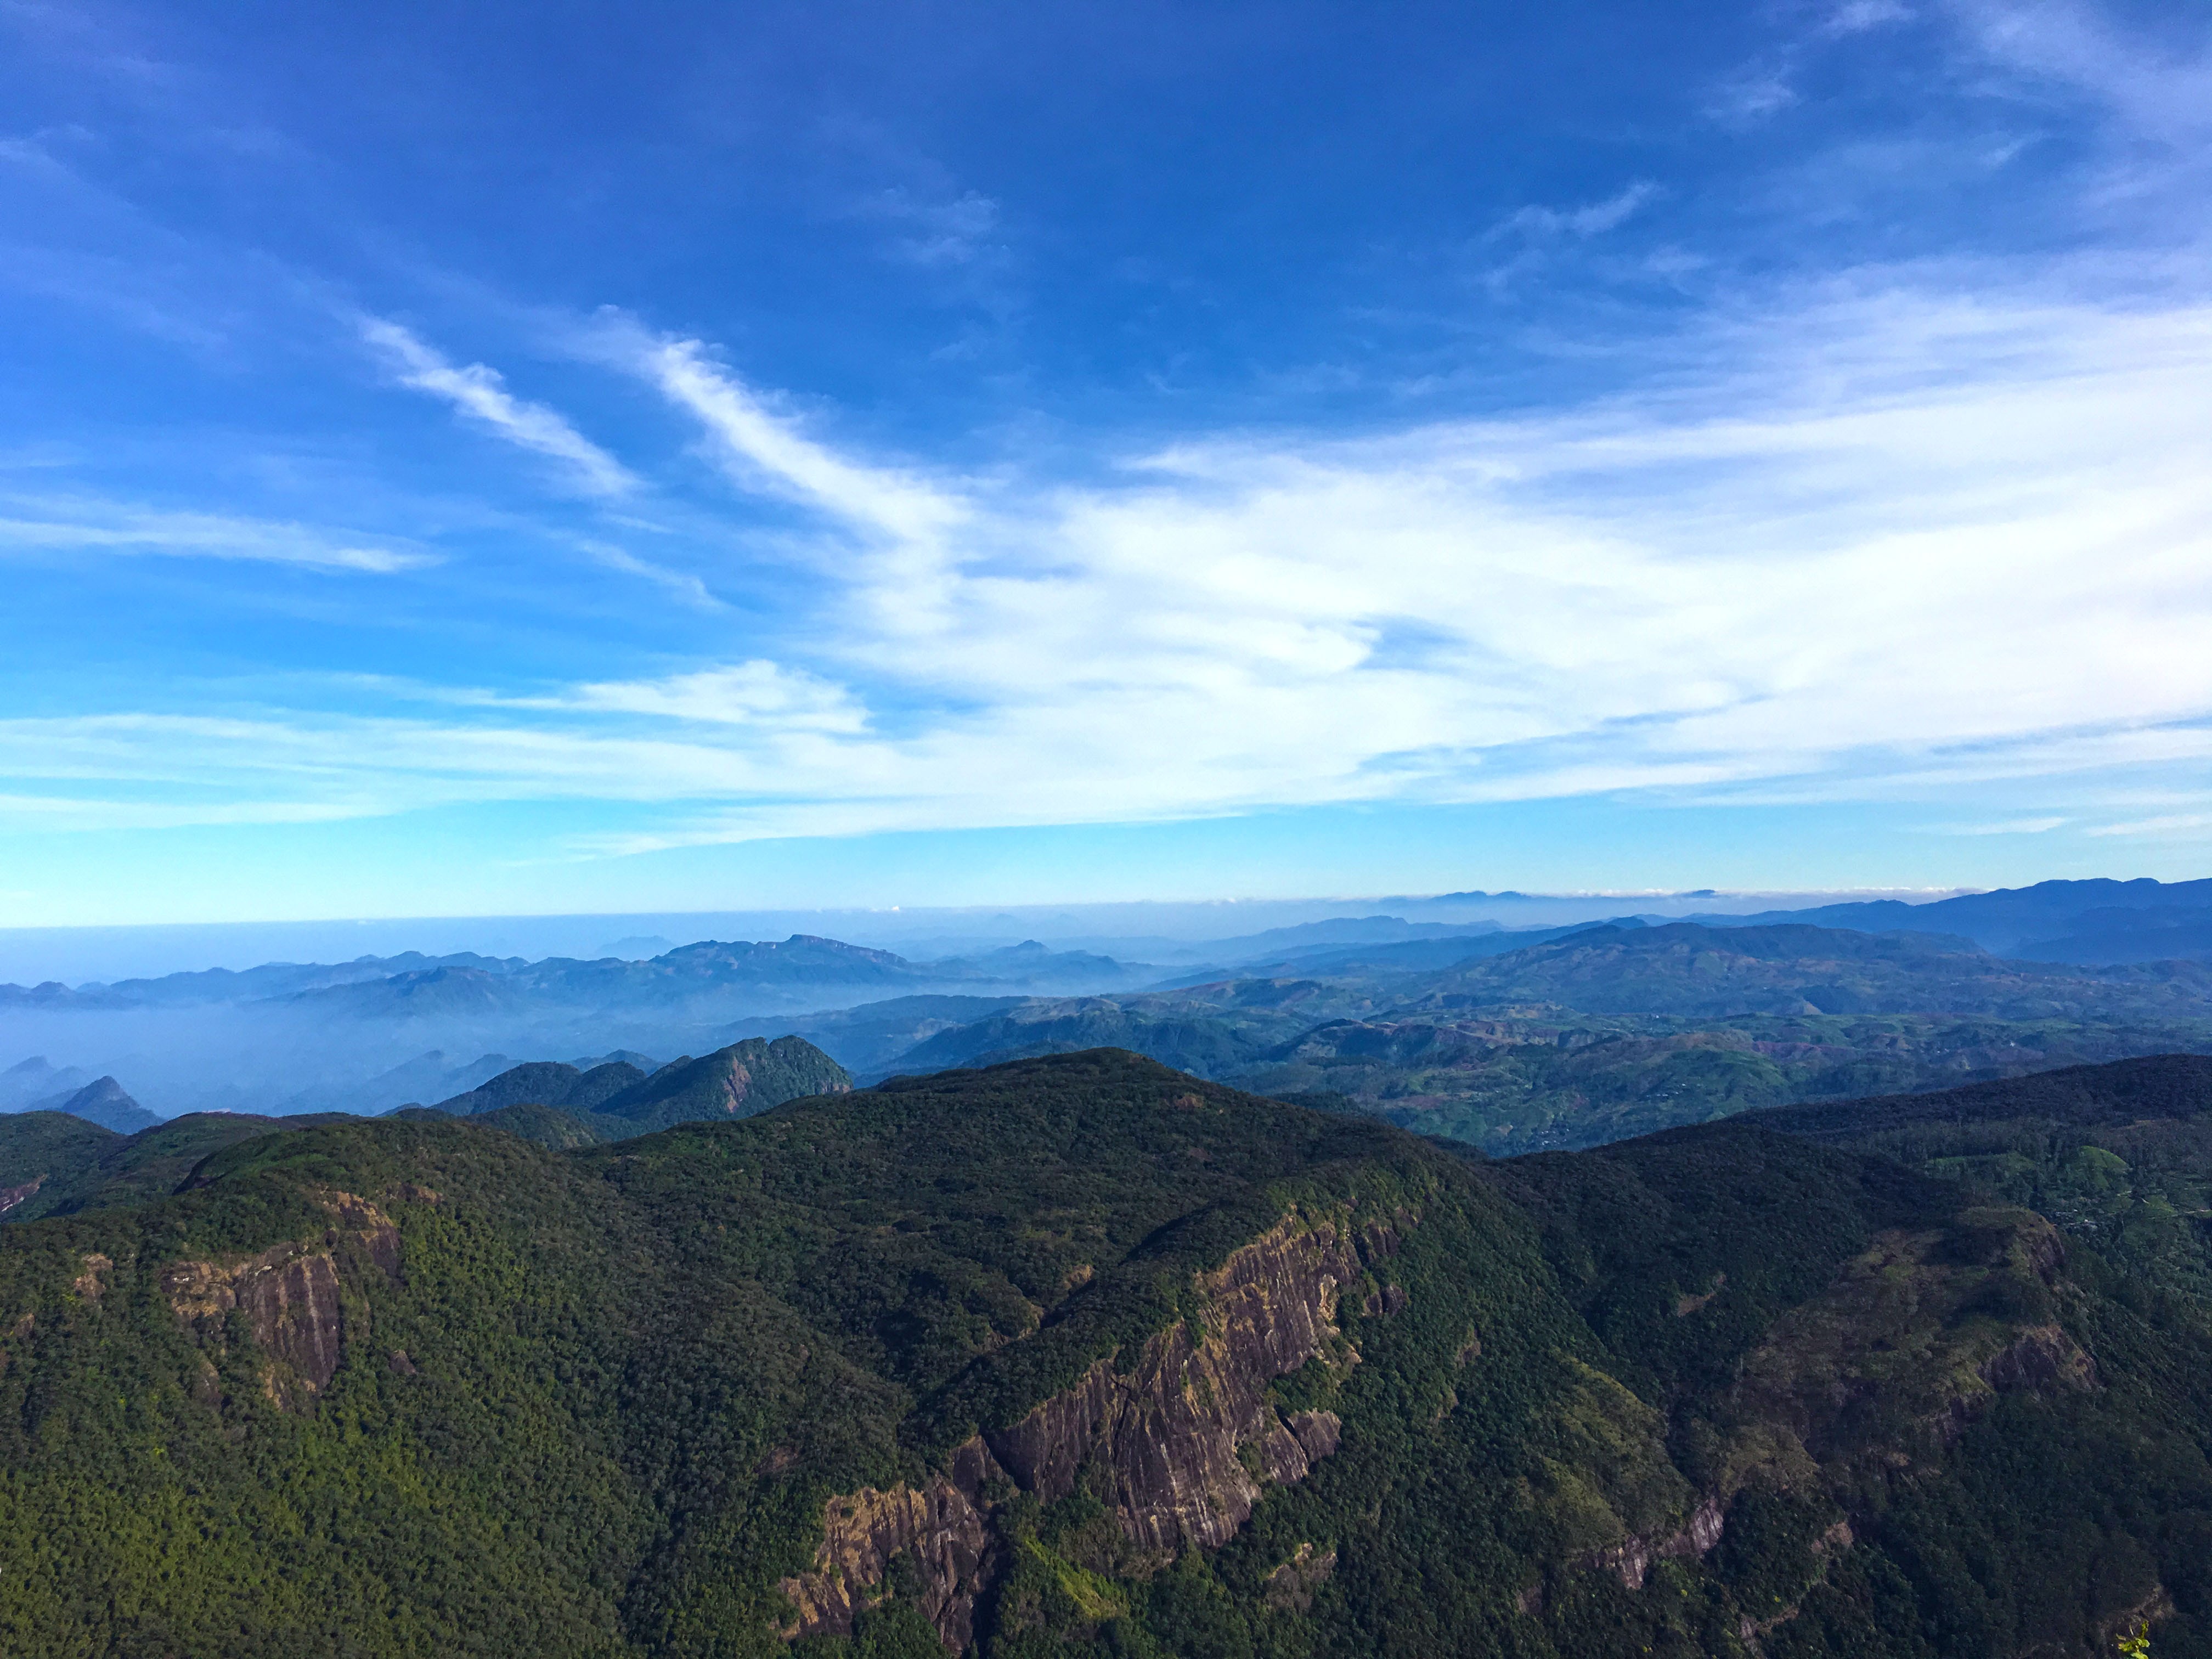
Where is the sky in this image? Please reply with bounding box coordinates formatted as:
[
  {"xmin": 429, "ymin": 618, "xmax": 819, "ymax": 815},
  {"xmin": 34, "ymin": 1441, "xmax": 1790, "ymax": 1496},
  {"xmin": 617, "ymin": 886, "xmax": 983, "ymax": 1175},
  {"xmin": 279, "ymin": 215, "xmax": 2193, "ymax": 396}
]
[{"xmin": 2, "ymin": 0, "xmax": 2209, "ymax": 928}]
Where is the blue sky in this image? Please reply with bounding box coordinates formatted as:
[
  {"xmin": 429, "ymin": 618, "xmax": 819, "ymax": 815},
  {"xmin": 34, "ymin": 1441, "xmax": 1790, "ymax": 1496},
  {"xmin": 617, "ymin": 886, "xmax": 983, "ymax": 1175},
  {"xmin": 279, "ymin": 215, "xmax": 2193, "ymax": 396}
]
[{"xmin": 2, "ymin": 0, "xmax": 2209, "ymax": 926}]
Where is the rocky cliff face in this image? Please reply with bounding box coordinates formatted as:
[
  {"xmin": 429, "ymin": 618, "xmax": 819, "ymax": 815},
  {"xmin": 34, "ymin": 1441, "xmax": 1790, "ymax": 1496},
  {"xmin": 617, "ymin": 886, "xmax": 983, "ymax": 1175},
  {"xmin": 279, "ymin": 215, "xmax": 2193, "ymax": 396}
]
[
  {"xmin": 160, "ymin": 1191, "xmax": 399, "ymax": 1408},
  {"xmin": 780, "ymin": 1205, "xmax": 1404, "ymax": 1646}
]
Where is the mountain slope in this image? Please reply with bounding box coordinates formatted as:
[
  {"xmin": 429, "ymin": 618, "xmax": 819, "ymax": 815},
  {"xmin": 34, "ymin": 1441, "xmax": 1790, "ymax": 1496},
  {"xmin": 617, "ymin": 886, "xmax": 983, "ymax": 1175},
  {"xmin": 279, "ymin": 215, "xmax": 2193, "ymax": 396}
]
[
  {"xmin": 590, "ymin": 1035, "xmax": 853, "ymax": 1131},
  {"xmin": 30, "ymin": 1076, "xmax": 161, "ymax": 1133},
  {"xmin": 1393, "ymin": 922, "xmax": 2212, "ymax": 1020},
  {"xmin": 0, "ymin": 1113, "xmax": 121, "ymax": 1215},
  {"xmin": 1747, "ymin": 1052, "xmax": 2212, "ymax": 1303},
  {"xmin": 1, "ymin": 1049, "xmax": 2205, "ymax": 1657},
  {"xmin": 427, "ymin": 1058, "xmax": 649, "ymax": 1116},
  {"xmin": 2, "ymin": 1111, "xmax": 352, "ymax": 1224},
  {"xmin": 1715, "ymin": 876, "xmax": 2212, "ymax": 962}
]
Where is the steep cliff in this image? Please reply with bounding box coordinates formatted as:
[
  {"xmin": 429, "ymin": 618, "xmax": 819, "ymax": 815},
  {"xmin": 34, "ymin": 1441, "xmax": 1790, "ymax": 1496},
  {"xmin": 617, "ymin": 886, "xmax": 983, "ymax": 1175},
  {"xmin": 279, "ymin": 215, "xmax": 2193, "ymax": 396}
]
[
  {"xmin": 780, "ymin": 1205, "xmax": 1402, "ymax": 1644},
  {"xmin": 158, "ymin": 1190, "xmax": 399, "ymax": 1408}
]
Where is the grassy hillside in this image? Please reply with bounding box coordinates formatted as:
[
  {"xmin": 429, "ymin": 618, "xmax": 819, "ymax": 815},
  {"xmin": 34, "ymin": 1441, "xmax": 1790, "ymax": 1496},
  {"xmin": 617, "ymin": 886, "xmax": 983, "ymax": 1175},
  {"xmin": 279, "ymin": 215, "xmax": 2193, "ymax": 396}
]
[{"xmin": 1, "ymin": 1050, "xmax": 2207, "ymax": 1657}]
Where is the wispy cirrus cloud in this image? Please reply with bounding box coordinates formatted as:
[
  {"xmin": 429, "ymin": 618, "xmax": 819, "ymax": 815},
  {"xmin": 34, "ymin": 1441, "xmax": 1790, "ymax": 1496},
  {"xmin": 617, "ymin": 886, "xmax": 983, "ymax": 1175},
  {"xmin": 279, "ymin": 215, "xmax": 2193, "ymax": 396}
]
[
  {"xmin": 9, "ymin": 272, "xmax": 2210, "ymax": 856},
  {"xmin": 0, "ymin": 498, "xmax": 430, "ymax": 571},
  {"xmin": 360, "ymin": 317, "xmax": 635, "ymax": 496}
]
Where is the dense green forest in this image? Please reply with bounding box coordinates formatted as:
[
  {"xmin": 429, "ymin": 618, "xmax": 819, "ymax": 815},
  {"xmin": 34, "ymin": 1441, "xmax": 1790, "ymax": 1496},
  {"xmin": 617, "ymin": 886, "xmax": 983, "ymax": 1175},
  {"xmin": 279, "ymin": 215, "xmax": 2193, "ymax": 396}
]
[{"xmin": 1, "ymin": 1049, "xmax": 2208, "ymax": 1658}]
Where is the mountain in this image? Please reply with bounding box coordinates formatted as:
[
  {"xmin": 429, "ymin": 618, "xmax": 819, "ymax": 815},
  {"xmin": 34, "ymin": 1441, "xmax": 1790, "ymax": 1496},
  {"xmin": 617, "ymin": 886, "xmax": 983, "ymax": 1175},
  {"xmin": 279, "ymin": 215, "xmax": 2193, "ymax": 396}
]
[
  {"xmin": 722, "ymin": 995, "xmax": 1029, "ymax": 1074},
  {"xmin": 1237, "ymin": 1011, "xmax": 2212, "ymax": 1154},
  {"xmin": 0, "ymin": 1112, "xmax": 121, "ymax": 1215},
  {"xmin": 590, "ymin": 1035, "xmax": 854, "ymax": 1132},
  {"xmin": 0, "ymin": 933, "xmax": 1133, "ymax": 1024},
  {"xmin": 0, "ymin": 1048, "xmax": 2205, "ymax": 1657},
  {"xmin": 1391, "ymin": 922, "xmax": 2212, "ymax": 1020},
  {"xmin": 881, "ymin": 995, "xmax": 1316, "ymax": 1080},
  {"xmin": 0, "ymin": 980, "xmax": 135, "ymax": 1010},
  {"xmin": 471, "ymin": 1100, "xmax": 613, "ymax": 1149},
  {"xmin": 879, "ymin": 924, "xmax": 2212, "ymax": 1153},
  {"xmin": 0, "ymin": 1057, "xmax": 93, "ymax": 1111},
  {"xmin": 95, "ymin": 951, "xmax": 526, "ymax": 1007},
  {"xmin": 1712, "ymin": 876, "xmax": 2212, "ymax": 963},
  {"xmin": 3, "ymin": 1110, "xmax": 352, "ymax": 1224},
  {"xmin": 29, "ymin": 1076, "xmax": 161, "ymax": 1133},
  {"xmin": 1745, "ymin": 1052, "xmax": 2212, "ymax": 1305},
  {"xmin": 426, "ymin": 1057, "xmax": 648, "ymax": 1116}
]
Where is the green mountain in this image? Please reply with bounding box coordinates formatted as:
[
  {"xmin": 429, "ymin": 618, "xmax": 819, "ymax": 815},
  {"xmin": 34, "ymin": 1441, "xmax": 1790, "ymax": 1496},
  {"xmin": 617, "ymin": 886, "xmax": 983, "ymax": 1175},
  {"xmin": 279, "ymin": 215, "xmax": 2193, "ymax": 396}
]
[
  {"xmin": 1238, "ymin": 1011, "xmax": 2212, "ymax": 1154},
  {"xmin": 3, "ymin": 1111, "xmax": 353, "ymax": 1224},
  {"xmin": 1, "ymin": 1048, "xmax": 2205, "ymax": 1658},
  {"xmin": 473, "ymin": 1099, "xmax": 616, "ymax": 1149},
  {"xmin": 1747, "ymin": 1053, "xmax": 2212, "ymax": 1301},
  {"xmin": 429, "ymin": 1058, "xmax": 652, "ymax": 1116},
  {"xmin": 591, "ymin": 1035, "xmax": 854, "ymax": 1132},
  {"xmin": 881, "ymin": 926, "xmax": 2212, "ymax": 1153},
  {"xmin": 0, "ymin": 1112, "xmax": 121, "ymax": 1216}
]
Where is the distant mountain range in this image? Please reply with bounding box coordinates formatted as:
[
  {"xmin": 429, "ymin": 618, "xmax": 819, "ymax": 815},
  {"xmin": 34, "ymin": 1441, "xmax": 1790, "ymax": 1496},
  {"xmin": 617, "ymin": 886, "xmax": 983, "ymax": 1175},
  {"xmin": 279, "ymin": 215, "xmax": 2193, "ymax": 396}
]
[
  {"xmin": 1699, "ymin": 874, "xmax": 2212, "ymax": 962},
  {"xmin": 2, "ymin": 933, "xmax": 1163, "ymax": 1020},
  {"xmin": 7, "ymin": 877, "xmax": 2212, "ymax": 1132},
  {"xmin": 826, "ymin": 919, "xmax": 2212, "ymax": 1153}
]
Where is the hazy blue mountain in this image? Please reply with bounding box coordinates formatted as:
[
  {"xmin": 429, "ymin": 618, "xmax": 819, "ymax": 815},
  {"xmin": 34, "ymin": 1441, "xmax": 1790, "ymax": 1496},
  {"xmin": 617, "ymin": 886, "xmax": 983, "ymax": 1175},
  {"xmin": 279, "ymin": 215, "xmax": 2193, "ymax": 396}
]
[
  {"xmin": 723, "ymin": 994, "xmax": 1028, "ymax": 1074},
  {"xmin": 1707, "ymin": 876, "xmax": 2212, "ymax": 963},
  {"xmin": 1, "ymin": 1057, "xmax": 93, "ymax": 1111},
  {"xmin": 27, "ymin": 1077, "xmax": 160, "ymax": 1134},
  {"xmin": 93, "ymin": 952, "xmax": 525, "ymax": 1007},
  {"xmin": 1388, "ymin": 922, "xmax": 2212, "ymax": 1019},
  {"xmin": 0, "ymin": 981, "xmax": 136, "ymax": 1010}
]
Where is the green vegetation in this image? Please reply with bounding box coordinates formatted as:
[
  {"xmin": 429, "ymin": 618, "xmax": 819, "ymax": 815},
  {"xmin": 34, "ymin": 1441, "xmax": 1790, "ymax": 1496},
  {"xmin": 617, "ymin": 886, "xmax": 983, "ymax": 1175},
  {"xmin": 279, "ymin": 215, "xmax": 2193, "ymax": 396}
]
[
  {"xmin": 1, "ymin": 1049, "xmax": 2209, "ymax": 1658},
  {"xmin": 0, "ymin": 1111, "xmax": 119, "ymax": 1212},
  {"xmin": 1753, "ymin": 1055, "xmax": 2212, "ymax": 1301},
  {"xmin": 1238, "ymin": 1013, "xmax": 2212, "ymax": 1153},
  {"xmin": 3, "ymin": 1110, "xmax": 353, "ymax": 1223}
]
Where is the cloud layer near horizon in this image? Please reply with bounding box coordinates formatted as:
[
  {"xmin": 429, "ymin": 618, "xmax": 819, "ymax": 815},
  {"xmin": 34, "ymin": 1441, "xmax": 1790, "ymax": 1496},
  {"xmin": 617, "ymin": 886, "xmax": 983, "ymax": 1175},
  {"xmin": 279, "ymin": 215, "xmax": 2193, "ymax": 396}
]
[{"xmin": 6, "ymin": 276, "xmax": 2209, "ymax": 853}]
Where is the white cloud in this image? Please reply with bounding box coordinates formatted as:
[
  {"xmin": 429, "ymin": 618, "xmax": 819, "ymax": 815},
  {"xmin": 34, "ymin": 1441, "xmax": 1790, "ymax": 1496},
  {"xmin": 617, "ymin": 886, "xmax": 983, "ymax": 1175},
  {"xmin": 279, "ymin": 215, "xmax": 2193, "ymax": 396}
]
[
  {"xmin": 619, "ymin": 326, "xmax": 963, "ymax": 547},
  {"xmin": 10, "ymin": 274, "xmax": 2212, "ymax": 855},
  {"xmin": 860, "ymin": 187, "xmax": 1004, "ymax": 267},
  {"xmin": 573, "ymin": 539, "xmax": 726, "ymax": 610},
  {"xmin": 1492, "ymin": 182, "xmax": 1660, "ymax": 241},
  {"xmin": 1825, "ymin": 0, "xmax": 1912, "ymax": 37},
  {"xmin": 362, "ymin": 318, "xmax": 635, "ymax": 496},
  {"xmin": 1949, "ymin": 0, "xmax": 2212, "ymax": 145},
  {"xmin": 1927, "ymin": 816, "xmax": 2068, "ymax": 836},
  {"xmin": 2089, "ymin": 812, "xmax": 2212, "ymax": 838},
  {"xmin": 0, "ymin": 499, "xmax": 430, "ymax": 571}
]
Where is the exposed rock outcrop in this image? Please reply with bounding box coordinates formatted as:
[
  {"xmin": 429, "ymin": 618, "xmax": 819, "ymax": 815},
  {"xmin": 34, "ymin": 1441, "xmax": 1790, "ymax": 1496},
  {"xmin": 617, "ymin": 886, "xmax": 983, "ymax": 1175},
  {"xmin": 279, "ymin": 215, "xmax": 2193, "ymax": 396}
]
[
  {"xmin": 1263, "ymin": 1541, "xmax": 1338, "ymax": 1612},
  {"xmin": 0, "ymin": 1176, "xmax": 42, "ymax": 1215},
  {"xmin": 1588, "ymin": 1494, "xmax": 1726, "ymax": 1591},
  {"xmin": 780, "ymin": 1205, "xmax": 1404, "ymax": 1647},
  {"xmin": 983, "ymin": 1213, "xmax": 1377, "ymax": 1550},
  {"xmin": 159, "ymin": 1191, "xmax": 399, "ymax": 1408}
]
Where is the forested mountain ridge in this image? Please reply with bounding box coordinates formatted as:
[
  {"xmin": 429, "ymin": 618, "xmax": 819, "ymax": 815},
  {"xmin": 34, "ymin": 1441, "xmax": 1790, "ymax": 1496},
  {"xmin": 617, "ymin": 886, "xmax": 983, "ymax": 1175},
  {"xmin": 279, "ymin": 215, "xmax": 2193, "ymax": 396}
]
[
  {"xmin": 864, "ymin": 925, "xmax": 2212, "ymax": 1153},
  {"xmin": 1, "ymin": 1049, "xmax": 2205, "ymax": 1658}
]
